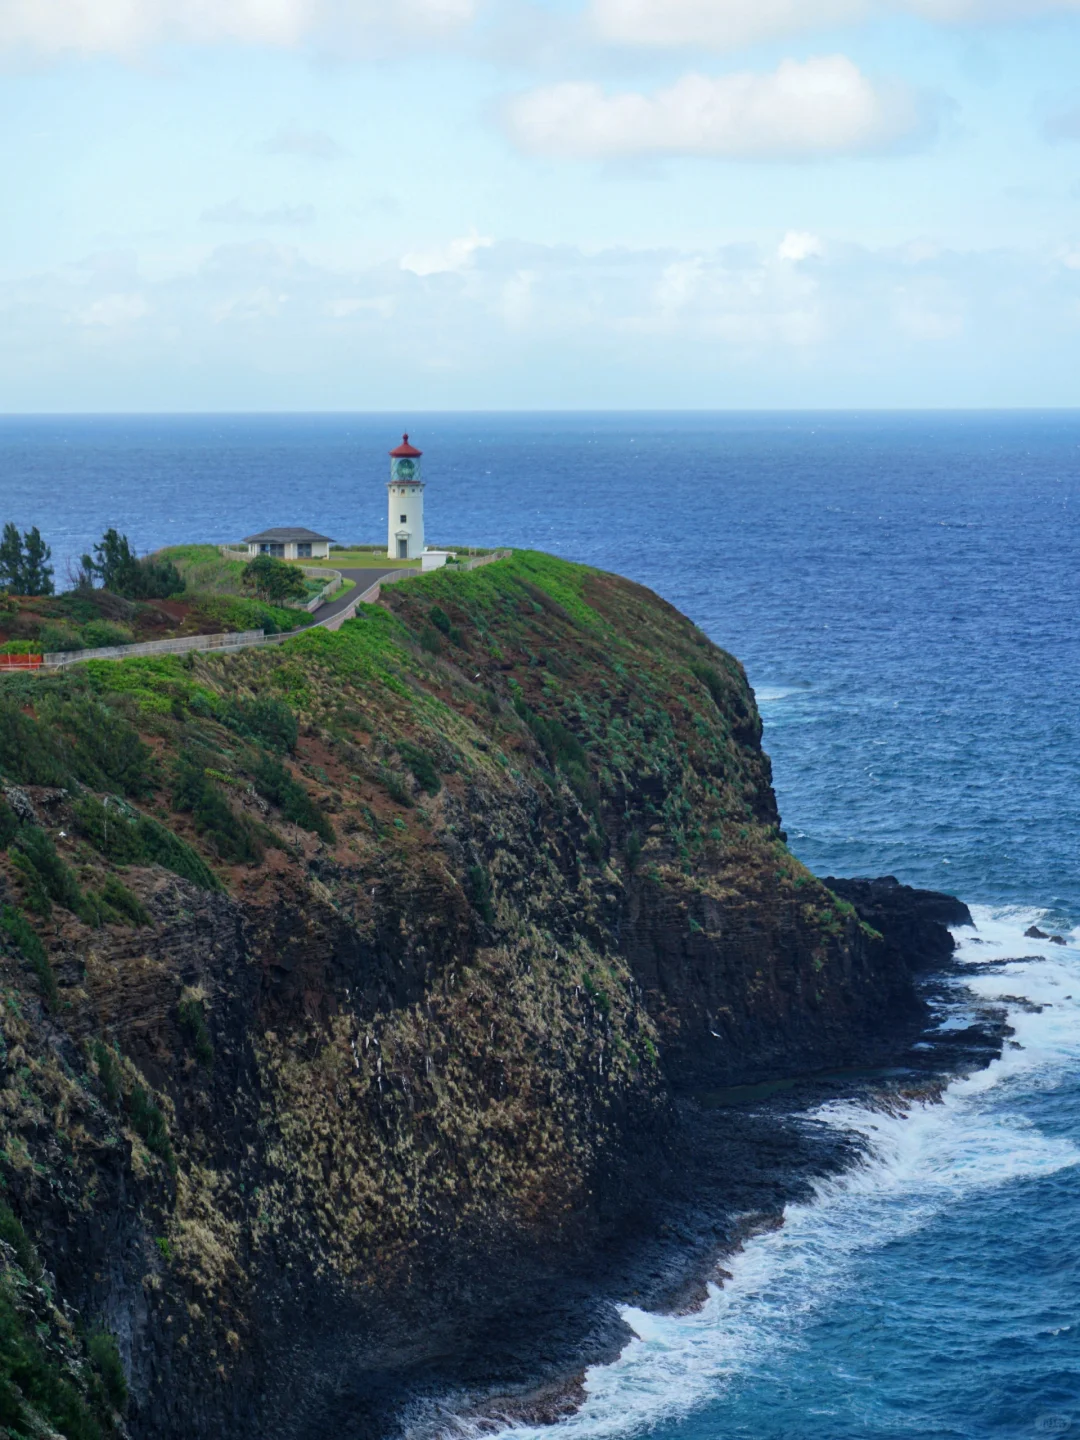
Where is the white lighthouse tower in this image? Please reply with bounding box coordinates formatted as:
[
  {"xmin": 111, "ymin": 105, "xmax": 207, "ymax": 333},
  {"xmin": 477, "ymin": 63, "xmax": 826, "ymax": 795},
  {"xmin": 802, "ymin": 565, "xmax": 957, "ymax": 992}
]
[{"xmin": 387, "ymin": 433, "xmax": 425, "ymax": 560}]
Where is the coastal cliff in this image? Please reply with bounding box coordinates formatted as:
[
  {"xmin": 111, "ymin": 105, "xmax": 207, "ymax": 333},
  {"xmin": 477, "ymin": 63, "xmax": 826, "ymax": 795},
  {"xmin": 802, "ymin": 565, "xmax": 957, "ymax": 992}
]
[{"xmin": 0, "ymin": 552, "xmax": 935, "ymax": 1439}]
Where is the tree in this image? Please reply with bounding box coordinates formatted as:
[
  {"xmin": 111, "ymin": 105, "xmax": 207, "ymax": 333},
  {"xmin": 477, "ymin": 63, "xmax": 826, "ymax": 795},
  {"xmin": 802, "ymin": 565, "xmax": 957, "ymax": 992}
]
[
  {"xmin": 0, "ymin": 523, "xmax": 54, "ymax": 596},
  {"xmin": 242, "ymin": 554, "xmax": 307, "ymax": 605},
  {"xmin": 84, "ymin": 529, "xmax": 181, "ymax": 600}
]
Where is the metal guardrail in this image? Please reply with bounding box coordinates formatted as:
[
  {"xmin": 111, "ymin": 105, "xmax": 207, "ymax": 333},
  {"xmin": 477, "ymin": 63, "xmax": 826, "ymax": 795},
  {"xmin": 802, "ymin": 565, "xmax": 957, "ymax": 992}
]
[{"xmin": 43, "ymin": 628, "xmax": 267, "ymax": 668}]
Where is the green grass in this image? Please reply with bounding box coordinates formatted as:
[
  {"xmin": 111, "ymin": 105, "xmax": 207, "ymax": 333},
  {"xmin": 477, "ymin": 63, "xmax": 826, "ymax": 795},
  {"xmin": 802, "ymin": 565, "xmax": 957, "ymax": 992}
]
[{"xmin": 159, "ymin": 544, "xmax": 249, "ymax": 596}]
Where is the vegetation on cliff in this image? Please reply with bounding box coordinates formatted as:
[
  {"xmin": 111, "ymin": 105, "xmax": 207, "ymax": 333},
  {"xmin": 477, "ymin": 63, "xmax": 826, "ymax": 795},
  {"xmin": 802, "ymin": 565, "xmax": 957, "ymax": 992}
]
[{"xmin": 0, "ymin": 550, "xmax": 910, "ymax": 1440}]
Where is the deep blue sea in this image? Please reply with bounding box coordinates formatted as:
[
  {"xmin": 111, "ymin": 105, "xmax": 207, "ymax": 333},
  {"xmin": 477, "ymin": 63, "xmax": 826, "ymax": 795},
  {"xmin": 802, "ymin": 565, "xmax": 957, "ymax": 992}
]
[{"xmin": 1, "ymin": 411, "xmax": 1077, "ymax": 1440}]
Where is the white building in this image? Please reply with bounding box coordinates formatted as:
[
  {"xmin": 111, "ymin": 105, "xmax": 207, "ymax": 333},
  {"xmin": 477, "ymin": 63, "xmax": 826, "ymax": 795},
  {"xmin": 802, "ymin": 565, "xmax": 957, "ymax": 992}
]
[
  {"xmin": 387, "ymin": 434, "xmax": 425, "ymax": 560},
  {"xmin": 243, "ymin": 527, "xmax": 334, "ymax": 560}
]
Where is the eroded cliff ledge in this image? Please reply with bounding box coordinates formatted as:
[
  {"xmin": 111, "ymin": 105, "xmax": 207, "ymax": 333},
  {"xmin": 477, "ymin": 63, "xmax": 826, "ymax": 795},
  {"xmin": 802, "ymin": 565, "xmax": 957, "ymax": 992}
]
[{"xmin": 0, "ymin": 553, "xmax": 931, "ymax": 1439}]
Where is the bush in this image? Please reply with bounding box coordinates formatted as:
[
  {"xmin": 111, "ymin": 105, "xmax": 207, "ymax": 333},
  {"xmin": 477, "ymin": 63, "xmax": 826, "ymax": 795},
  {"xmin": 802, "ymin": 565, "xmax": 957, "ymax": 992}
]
[
  {"xmin": 428, "ymin": 605, "xmax": 463, "ymax": 646},
  {"xmin": 242, "ymin": 555, "xmax": 307, "ymax": 605},
  {"xmin": 0, "ymin": 695, "xmax": 153, "ymax": 797},
  {"xmin": 0, "ymin": 797, "xmax": 18, "ymax": 849},
  {"xmin": 379, "ymin": 767, "xmax": 413, "ymax": 809},
  {"xmin": 218, "ymin": 696, "xmax": 297, "ymax": 753},
  {"xmin": 0, "ymin": 700, "xmax": 69, "ymax": 786},
  {"xmin": 177, "ymin": 996, "xmax": 213, "ymax": 1067},
  {"xmin": 251, "ymin": 753, "xmax": 334, "ymax": 842},
  {"xmin": 173, "ymin": 758, "xmax": 263, "ymax": 864},
  {"xmin": 92, "ymin": 1041, "xmax": 121, "ymax": 1108},
  {"xmin": 128, "ymin": 1085, "xmax": 173, "ymax": 1169},
  {"xmin": 82, "ymin": 876, "xmax": 150, "ymax": 929},
  {"xmin": 81, "ymin": 621, "xmax": 134, "ymax": 649},
  {"xmin": 73, "ymin": 795, "xmax": 222, "ymax": 892},
  {"xmin": 12, "ymin": 827, "xmax": 84, "ymax": 917},
  {"xmin": 138, "ymin": 815, "xmax": 222, "ymax": 890},
  {"xmin": 397, "ymin": 740, "xmax": 441, "ymax": 796},
  {"xmin": 0, "ymin": 904, "xmax": 55, "ymax": 1009},
  {"xmin": 87, "ymin": 1329, "xmax": 127, "ymax": 1411},
  {"xmin": 0, "ymin": 1287, "xmax": 106, "ymax": 1440},
  {"xmin": 0, "ymin": 1203, "xmax": 41, "ymax": 1282},
  {"xmin": 84, "ymin": 530, "xmax": 182, "ymax": 601},
  {"xmin": 467, "ymin": 864, "xmax": 494, "ymax": 925},
  {"xmin": 37, "ymin": 623, "xmax": 84, "ymax": 654},
  {"xmin": 42, "ymin": 696, "xmax": 154, "ymax": 797}
]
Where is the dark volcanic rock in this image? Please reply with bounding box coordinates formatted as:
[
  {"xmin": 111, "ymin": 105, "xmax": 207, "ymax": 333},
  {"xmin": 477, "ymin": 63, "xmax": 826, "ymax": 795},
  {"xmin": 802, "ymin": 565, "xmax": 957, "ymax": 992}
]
[{"xmin": 823, "ymin": 874, "xmax": 972, "ymax": 972}]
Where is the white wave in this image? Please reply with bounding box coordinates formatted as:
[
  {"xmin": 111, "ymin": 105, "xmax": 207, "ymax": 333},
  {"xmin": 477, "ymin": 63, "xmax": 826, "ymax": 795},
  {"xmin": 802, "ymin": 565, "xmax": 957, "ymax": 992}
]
[{"xmin": 463, "ymin": 908, "xmax": 1080, "ymax": 1440}]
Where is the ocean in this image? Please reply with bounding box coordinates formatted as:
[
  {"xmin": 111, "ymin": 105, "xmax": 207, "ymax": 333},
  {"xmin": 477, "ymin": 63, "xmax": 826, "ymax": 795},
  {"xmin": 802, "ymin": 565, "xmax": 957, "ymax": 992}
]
[{"xmin": 1, "ymin": 410, "xmax": 1077, "ymax": 1440}]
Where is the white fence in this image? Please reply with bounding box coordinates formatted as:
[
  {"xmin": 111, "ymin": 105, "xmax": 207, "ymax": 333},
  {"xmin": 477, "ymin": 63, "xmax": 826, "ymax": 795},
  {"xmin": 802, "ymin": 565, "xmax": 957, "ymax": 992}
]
[{"xmin": 44, "ymin": 628, "xmax": 267, "ymax": 668}]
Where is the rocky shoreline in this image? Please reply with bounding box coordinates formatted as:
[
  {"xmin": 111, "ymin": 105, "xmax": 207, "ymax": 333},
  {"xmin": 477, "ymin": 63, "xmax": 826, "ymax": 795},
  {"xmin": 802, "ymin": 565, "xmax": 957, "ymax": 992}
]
[{"xmin": 390, "ymin": 877, "xmax": 1008, "ymax": 1440}]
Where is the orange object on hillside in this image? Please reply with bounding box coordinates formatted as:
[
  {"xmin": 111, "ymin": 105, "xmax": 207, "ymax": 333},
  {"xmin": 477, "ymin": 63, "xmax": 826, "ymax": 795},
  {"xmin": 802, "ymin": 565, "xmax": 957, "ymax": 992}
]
[{"xmin": 0, "ymin": 654, "xmax": 43, "ymax": 669}]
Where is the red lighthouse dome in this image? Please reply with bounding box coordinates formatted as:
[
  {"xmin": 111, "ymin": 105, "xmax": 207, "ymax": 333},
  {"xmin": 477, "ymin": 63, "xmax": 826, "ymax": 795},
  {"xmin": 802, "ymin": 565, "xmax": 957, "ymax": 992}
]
[{"xmin": 389, "ymin": 433, "xmax": 422, "ymax": 458}]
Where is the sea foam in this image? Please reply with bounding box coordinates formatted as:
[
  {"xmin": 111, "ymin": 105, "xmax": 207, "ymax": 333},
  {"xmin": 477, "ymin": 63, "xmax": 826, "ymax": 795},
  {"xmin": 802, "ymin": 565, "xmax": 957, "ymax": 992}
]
[{"xmin": 462, "ymin": 909, "xmax": 1080, "ymax": 1440}]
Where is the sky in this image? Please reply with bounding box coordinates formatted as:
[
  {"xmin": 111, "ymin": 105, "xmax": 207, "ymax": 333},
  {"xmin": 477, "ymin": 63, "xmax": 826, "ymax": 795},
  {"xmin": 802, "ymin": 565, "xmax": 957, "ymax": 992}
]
[{"xmin": 2, "ymin": 0, "xmax": 1080, "ymax": 409}]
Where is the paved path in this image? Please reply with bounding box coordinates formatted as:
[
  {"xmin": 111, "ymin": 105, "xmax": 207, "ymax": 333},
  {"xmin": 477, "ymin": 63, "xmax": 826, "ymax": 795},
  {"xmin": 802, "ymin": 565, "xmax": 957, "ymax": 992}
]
[{"xmin": 311, "ymin": 567, "xmax": 405, "ymax": 627}]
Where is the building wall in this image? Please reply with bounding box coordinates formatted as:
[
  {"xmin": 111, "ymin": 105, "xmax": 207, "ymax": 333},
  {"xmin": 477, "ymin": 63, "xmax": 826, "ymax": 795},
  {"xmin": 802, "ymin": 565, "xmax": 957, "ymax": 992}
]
[{"xmin": 387, "ymin": 482, "xmax": 425, "ymax": 560}]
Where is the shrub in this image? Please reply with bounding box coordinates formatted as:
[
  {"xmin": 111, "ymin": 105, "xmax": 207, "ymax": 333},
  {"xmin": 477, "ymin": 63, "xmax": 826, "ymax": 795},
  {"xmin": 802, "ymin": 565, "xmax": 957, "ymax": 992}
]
[
  {"xmin": 81, "ymin": 621, "xmax": 134, "ymax": 649},
  {"xmin": 379, "ymin": 767, "xmax": 413, "ymax": 809},
  {"xmin": 138, "ymin": 815, "xmax": 222, "ymax": 890},
  {"xmin": 624, "ymin": 831, "xmax": 643, "ymax": 872},
  {"xmin": 173, "ymin": 758, "xmax": 263, "ymax": 864},
  {"xmin": 41, "ymin": 696, "xmax": 154, "ymax": 797},
  {"xmin": 218, "ymin": 696, "xmax": 297, "ymax": 753},
  {"xmin": 84, "ymin": 529, "xmax": 182, "ymax": 601},
  {"xmin": 242, "ymin": 555, "xmax": 307, "ymax": 605},
  {"xmin": 0, "ymin": 904, "xmax": 55, "ymax": 1009},
  {"xmin": 128, "ymin": 1085, "xmax": 173, "ymax": 1169},
  {"xmin": 397, "ymin": 740, "xmax": 441, "ymax": 796},
  {"xmin": 0, "ymin": 700, "xmax": 69, "ymax": 786},
  {"xmin": 177, "ymin": 996, "xmax": 213, "ymax": 1067},
  {"xmin": 92, "ymin": 1041, "xmax": 121, "ymax": 1108},
  {"xmin": 0, "ymin": 1287, "xmax": 105, "ymax": 1440},
  {"xmin": 82, "ymin": 876, "xmax": 150, "ymax": 929},
  {"xmin": 0, "ymin": 797, "xmax": 18, "ymax": 849},
  {"xmin": 251, "ymin": 753, "xmax": 334, "ymax": 842},
  {"xmin": 87, "ymin": 1329, "xmax": 127, "ymax": 1411},
  {"xmin": 428, "ymin": 605, "xmax": 463, "ymax": 646},
  {"xmin": 37, "ymin": 623, "xmax": 84, "ymax": 654},
  {"xmin": 72, "ymin": 794, "xmax": 222, "ymax": 891},
  {"xmin": 466, "ymin": 864, "xmax": 494, "ymax": 925},
  {"xmin": 0, "ymin": 1202, "xmax": 41, "ymax": 1282},
  {"xmin": 12, "ymin": 827, "xmax": 84, "ymax": 916}
]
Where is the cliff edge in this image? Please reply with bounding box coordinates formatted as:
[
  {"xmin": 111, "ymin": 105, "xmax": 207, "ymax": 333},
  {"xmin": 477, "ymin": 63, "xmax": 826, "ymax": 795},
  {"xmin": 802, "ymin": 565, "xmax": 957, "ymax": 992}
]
[{"xmin": 0, "ymin": 552, "xmax": 934, "ymax": 1439}]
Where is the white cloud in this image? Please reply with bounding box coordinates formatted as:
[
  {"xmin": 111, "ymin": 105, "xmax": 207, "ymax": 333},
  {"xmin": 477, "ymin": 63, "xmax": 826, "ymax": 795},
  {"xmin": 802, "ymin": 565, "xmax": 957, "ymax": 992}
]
[
  {"xmin": 505, "ymin": 57, "xmax": 929, "ymax": 161},
  {"xmin": 400, "ymin": 231, "xmax": 492, "ymax": 276},
  {"xmin": 592, "ymin": 0, "xmax": 867, "ymax": 50},
  {"xmin": 3, "ymin": 235, "xmax": 1080, "ymax": 407},
  {"xmin": 78, "ymin": 292, "xmax": 149, "ymax": 327},
  {"xmin": 0, "ymin": 0, "xmax": 476, "ymax": 56},
  {"xmin": 202, "ymin": 199, "xmax": 315, "ymax": 225},
  {"xmin": 590, "ymin": 0, "xmax": 1080, "ymax": 49},
  {"xmin": 778, "ymin": 230, "xmax": 824, "ymax": 261}
]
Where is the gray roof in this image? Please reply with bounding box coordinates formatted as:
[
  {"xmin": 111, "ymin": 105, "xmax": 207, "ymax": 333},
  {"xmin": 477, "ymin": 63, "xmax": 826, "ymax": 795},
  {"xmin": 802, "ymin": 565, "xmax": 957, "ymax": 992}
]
[{"xmin": 243, "ymin": 527, "xmax": 335, "ymax": 544}]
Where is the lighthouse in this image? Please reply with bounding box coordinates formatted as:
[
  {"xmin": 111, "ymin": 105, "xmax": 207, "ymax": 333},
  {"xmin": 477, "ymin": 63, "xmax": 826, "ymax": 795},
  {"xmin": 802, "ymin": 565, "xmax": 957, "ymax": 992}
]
[{"xmin": 387, "ymin": 434, "xmax": 425, "ymax": 560}]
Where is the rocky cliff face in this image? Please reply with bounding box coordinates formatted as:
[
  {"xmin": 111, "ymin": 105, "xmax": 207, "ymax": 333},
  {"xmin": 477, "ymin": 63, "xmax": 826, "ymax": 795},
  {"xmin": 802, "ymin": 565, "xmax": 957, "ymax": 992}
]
[{"xmin": 0, "ymin": 553, "xmax": 933, "ymax": 1439}]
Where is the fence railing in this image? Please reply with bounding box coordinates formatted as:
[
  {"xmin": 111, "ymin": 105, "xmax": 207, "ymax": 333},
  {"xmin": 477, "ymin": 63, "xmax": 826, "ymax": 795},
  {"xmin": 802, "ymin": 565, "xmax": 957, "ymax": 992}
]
[{"xmin": 44, "ymin": 629, "xmax": 267, "ymax": 668}]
